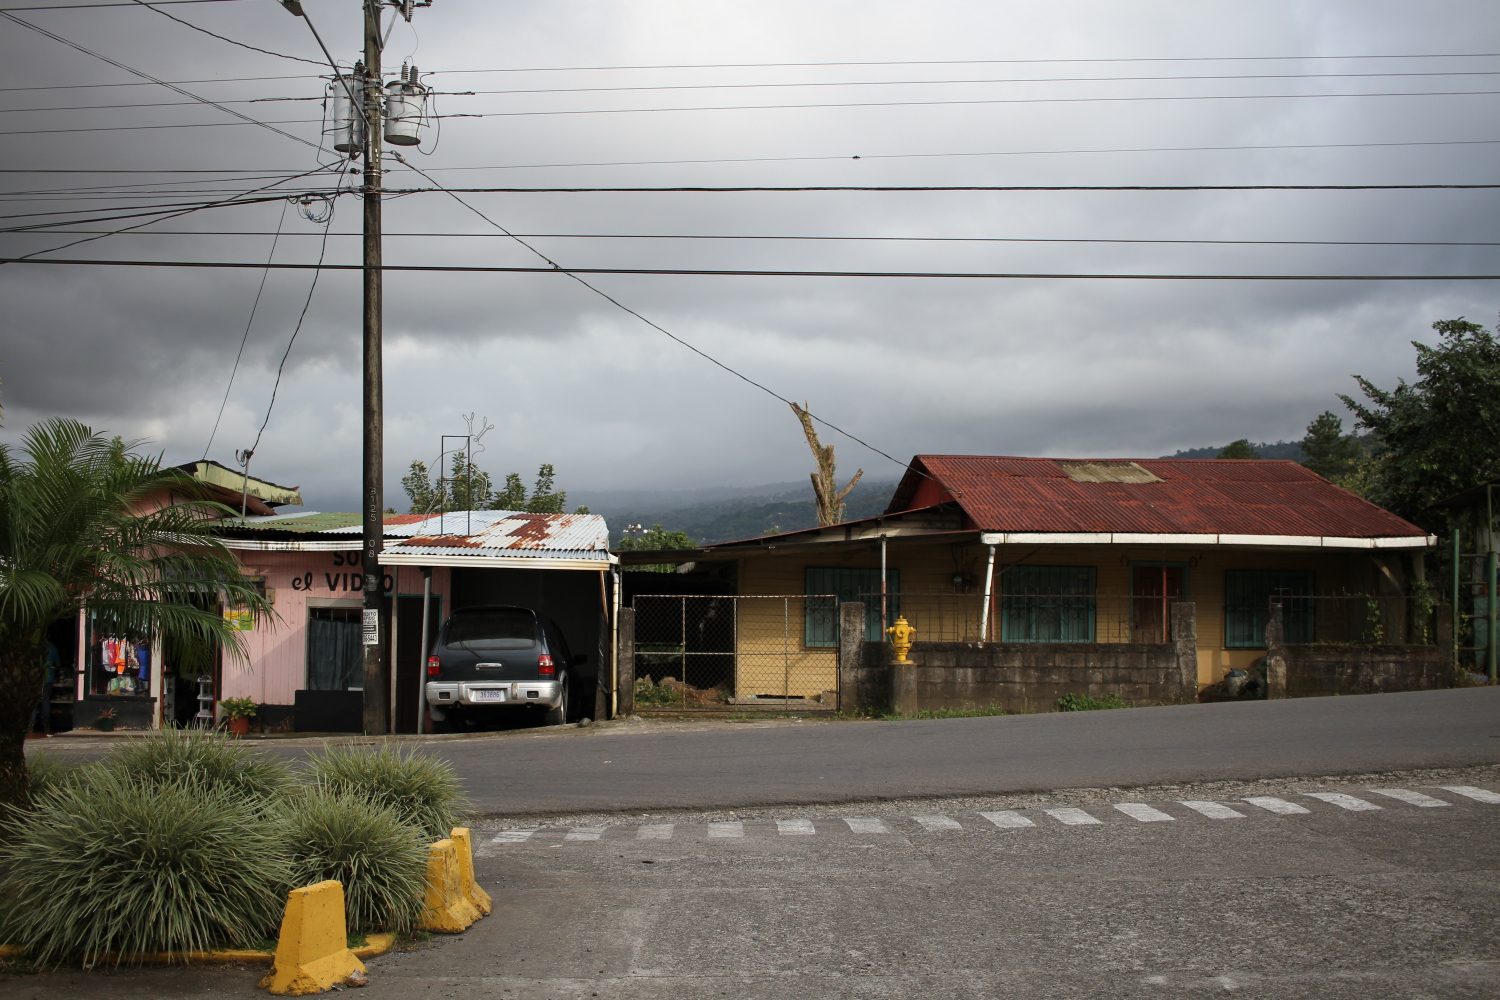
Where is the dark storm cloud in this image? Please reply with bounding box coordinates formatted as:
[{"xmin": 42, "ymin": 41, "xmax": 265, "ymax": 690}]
[{"xmin": 2, "ymin": 0, "xmax": 1498, "ymax": 510}]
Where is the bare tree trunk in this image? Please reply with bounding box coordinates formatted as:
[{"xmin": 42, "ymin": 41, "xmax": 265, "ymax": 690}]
[
  {"xmin": 791, "ymin": 402, "xmax": 863, "ymax": 527},
  {"xmin": 0, "ymin": 644, "xmax": 46, "ymax": 817}
]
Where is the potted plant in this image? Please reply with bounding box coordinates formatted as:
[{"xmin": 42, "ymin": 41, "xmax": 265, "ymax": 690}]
[
  {"xmin": 93, "ymin": 707, "xmax": 117, "ymax": 732},
  {"xmin": 220, "ymin": 697, "xmax": 257, "ymax": 737}
]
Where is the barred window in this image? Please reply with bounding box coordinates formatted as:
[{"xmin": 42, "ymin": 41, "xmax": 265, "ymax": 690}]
[
  {"xmin": 1001, "ymin": 566, "xmax": 1097, "ymax": 643},
  {"xmin": 1224, "ymin": 570, "xmax": 1314, "ymax": 648},
  {"xmin": 804, "ymin": 567, "xmax": 899, "ymax": 647}
]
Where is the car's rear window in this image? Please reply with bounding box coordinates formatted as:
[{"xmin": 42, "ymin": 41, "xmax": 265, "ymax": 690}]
[{"xmin": 443, "ymin": 609, "xmax": 536, "ymax": 649}]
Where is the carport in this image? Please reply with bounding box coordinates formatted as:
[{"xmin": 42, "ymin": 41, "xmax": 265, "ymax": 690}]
[{"xmin": 380, "ymin": 511, "xmax": 621, "ymax": 728}]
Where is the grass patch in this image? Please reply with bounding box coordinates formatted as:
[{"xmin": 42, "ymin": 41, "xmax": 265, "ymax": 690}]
[
  {"xmin": 309, "ymin": 743, "xmax": 468, "ymax": 841},
  {"xmin": 277, "ymin": 787, "xmax": 427, "ymax": 936},
  {"xmin": 24, "ymin": 753, "xmax": 79, "ymax": 802},
  {"xmin": 633, "ymin": 677, "xmax": 679, "ymax": 708},
  {"xmin": 1055, "ymin": 692, "xmax": 1129, "ymax": 712},
  {"xmin": 0, "ymin": 767, "xmax": 292, "ymax": 967}
]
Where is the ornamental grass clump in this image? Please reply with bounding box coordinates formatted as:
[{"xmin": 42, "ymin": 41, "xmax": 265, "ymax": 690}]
[
  {"xmin": 23, "ymin": 753, "xmax": 79, "ymax": 803},
  {"xmin": 278, "ymin": 787, "xmax": 428, "ymax": 935},
  {"xmin": 0, "ymin": 767, "xmax": 292, "ymax": 967},
  {"xmin": 309, "ymin": 743, "xmax": 467, "ymax": 841},
  {"xmin": 107, "ymin": 726, "xmax": 292, "ymax": 806}
]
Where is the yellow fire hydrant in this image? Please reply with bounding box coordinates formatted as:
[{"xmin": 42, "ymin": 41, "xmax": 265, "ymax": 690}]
[{"xmin": 887, "ymin": 615, "xmax": 916, "ymax": 664}]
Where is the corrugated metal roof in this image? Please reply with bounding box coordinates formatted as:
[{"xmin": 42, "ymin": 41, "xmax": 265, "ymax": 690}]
[
  {"xmin": 888, "ymin": 455, "xmax": 1429, "ymax": 540},
  {"xmin": 226, "ymin": 509, "xmax": 612, "ymax": 562}
]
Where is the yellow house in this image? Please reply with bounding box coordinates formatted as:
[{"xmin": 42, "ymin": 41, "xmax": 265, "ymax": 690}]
[{"xmin": 659, "ymin": 455, "xmax": 1436, "ymax": 709}]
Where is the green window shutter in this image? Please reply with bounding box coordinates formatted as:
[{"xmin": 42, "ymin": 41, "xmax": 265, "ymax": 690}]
[
  {"xmin": 1000, "ymin": 566, "xmax": 1096, "ymax": 643},
  {"xmin": 803, "ymin": 567, "xmax": 900, "ymax": 647}
]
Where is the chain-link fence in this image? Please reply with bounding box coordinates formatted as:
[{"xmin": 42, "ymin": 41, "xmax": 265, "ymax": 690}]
[
  {"xmin": 631, "ymin": 595, "xmax": 839, "ymax": 711},
  {"xmin": 1270, "ymin": 593, "xmax": 1441, "ymax": 647},
  {"xmin": 856, "ymin": 591, "xmax": 1181, "ymax": 644}
]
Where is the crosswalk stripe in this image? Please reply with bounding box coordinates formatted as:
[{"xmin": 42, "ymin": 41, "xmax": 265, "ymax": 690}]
[
  {"xmin": 979, "ymin": 810, "xmax": 1035, "ymax": 829},
  {"xmin": 1304, "ymin": 792, "xmax": 1380, "ymax": 812},
  {"xmin": 844, "ymin": 817, "xmax": 890, "ymax": 834},
  {"xmin": 565, "ymin": 826, "xmax": 605, "ymax": 842},
  {"xmin": 1115, "ymin": 803, "xmax": 1174, "ymax": 823},
  {"xmin": 1368, "ymin": 788, "xmax": 1450, "ymax": 808},
  {"xmin": 1440, "ymin": 785, "xmax": 1500, "ymax": 804},
  {"xmin": 708, "ymin": 821, "xmax": 744, "ymax": 839},
  {"xmin": 1178, "ymin": 800, "xmax": 1245, "ymax": 820},
  {"xmin": 637, "ymin": 823, "xmax": 675, "ymax": 840},
  {"xmin": 490, "ymin": 829, "xmax": 537, "ymax": 844},
  {"xmin": 776, "ymin": 818, "xmax": 816, "ymax": 836},
  {"xmin": 1044, "ymin": 807, "xmax": 1102, "ymax": 826},
  {"xmin": 1243, "ymin": 796, "xmax": 1310, "ymax": 815},
  {"xmin": 913, "ymin": 814, "xmax": 963, "ymax": 831}
]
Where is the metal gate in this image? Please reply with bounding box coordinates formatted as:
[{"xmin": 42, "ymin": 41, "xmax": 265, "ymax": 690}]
[{"xmin": 631, "ymin": 594, "xmax": 838, "ymax": 711}]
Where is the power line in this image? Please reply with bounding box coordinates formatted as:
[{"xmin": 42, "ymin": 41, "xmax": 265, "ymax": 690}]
[
  {"xmin": 0, "ymin": 10, "xmax": 322, "ymax": 151},
  {"xmin": 0, "ymin": 0, "xmax": 245, "ymax": 8},
  {"xmin": 387, "ymin": 152, "xmax": 921, "ymax": 476},
  {"xmin": 202, "ymin": 196, "xmax": 290, "ymax": 460},
  {"xmin": 123, "ymin": 0, "xmax": 323, "ymax": 66},
  {"xmin": 0, "ymin": 189, "xmax": 333, "ymax": 230},
  {"xmin": 454, "ymin": 69, "xmax": 1500, "ymax": 99},
  {"xmin": 10, "ymin": 258, "xmax": 1493, "ymax": 280},
  {"xmin": 7, "ymin": 228, "xmax": 1492, "ymax": 249},
  {"xmin": 377, "ymin": 182, "xmax": 1500, "ymax": 193}
]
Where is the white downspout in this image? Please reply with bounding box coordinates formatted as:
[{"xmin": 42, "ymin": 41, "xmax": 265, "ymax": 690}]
[
  {"xmin": 416, "ymin": 566, "xmax": 432, "ymax": 735},
  {"xmin": 611, "ymin": 567, "xmax": 622, "ymax": 719},
  {"xmin": 880, "ymin": 534, "xmax": 889, "ymax": 639},
  {"xmin": 978, "ymin": 543, "xmax": 997, "ymax": 646}
]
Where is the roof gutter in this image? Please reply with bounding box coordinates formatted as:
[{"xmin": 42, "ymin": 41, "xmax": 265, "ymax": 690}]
[
  {"xmin": 221, "ymin": 538, "xmax": 362, "ymax": 551},
  {"xmin": 976, "ymin": 531, "xmax": 1436, "ymax": 549}
]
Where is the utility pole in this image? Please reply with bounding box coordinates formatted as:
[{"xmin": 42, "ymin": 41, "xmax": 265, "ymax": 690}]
[{"xmin": 359, "ymin": 0, "xmax": 387, "ymax": 736}]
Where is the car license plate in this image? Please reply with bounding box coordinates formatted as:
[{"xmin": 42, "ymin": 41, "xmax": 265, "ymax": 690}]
[{"xmin": 472, "ymin": 689, "xmax": 506, "ymax": 703}]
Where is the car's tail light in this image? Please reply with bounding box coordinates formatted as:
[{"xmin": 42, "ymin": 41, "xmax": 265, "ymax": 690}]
[
  {"xmin": 426, "ymin": 656, "xmax": 441, "ymax": 677},
  {"xmin": 537, "ymin": 653, "xmax": 556, "ymax": 677}
]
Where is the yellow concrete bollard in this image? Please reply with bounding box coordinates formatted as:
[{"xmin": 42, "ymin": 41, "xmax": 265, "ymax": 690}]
[
  {"xmin": 418, "ymin": 838, "xmax": 481, "ymax": 933},
  {"xmin": 261, "ymin": 880, "xmax": 366, "ymax": 996},
  {"xmin": 450, "ymin": 827, "xmax": 493, "ymax": 917}
]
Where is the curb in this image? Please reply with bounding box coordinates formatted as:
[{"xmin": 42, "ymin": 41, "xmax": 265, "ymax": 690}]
[{"xmin": 0, "ymin": 935, "xmax": 396, "ymax": 967}]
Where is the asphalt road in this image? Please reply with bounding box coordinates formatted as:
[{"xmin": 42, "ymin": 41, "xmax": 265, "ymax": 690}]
[
  {"xmin": 415, "ymin": 686, "xmax": 1500, "ymax": 816},
  {"xmin": 30, "ymin": 687, "xmax": 1500, "ymax": 818}
]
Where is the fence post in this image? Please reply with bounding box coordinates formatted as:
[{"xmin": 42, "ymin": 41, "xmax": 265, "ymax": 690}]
[
  {"xmin": 617, "ymin": 606, "xmax": 636, "ymax": 715},
  {"xmin": 1264, "ymin": 600, "xmax": 1287, "ymax": 698},
  {"xmin": 1170, "ymin": 602, "xmax": 1197, "ymax": 702},
  {"xmin": 838, "ymin": 602, "xmax": 865, "ymax": 713}
]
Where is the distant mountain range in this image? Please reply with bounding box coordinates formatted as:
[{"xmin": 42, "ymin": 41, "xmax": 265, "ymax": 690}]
[{"xmin": 578, "ymin": 439, "xmax": 1311, "ymax": 545}]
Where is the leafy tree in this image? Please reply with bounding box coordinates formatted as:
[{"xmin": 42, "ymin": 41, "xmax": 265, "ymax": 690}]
[
  {"xmin": 400, "ymin": 453, "xmax": 493, "ymax": 513},
  {"xmin": 1217, "ymin": 439, "xmax": 1259, "ymax": 459},
  {"xmin": 1300, "ymin": 410, "xmax": 1363, "ymax": 482},
  {"xmin": 616, "ymin": 523, "xmax": 695, "ymax": 573},
  {"xmin": 0, "ymin": 419, "xmax": 270, "ymax": 812},
  {"xmin": 617, "ymin": 524, "xmax": 695, "ymax": 552},
  {"xmin": 527, "ymin": 464, "xmax": 567, "ymax": 514},
  {"xmin": 495, "ymin": 472, "xmax": 527, "ymax": 511},
  {"xmin": 1341, "ymin": 315, "xmax": 1500, "ymax": 526}
]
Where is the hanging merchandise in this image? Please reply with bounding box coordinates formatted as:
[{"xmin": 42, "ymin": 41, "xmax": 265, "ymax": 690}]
[
  {"xmin": 384, "ymin": 63, "xmax": 428, "ymax": 147},
  {"xmin": 136, "ymin": 642, "xmax": 151, "ymax": 684}
]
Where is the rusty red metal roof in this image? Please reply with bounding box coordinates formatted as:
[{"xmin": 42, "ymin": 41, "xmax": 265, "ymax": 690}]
[{"xmin": 887, "ymin": 455, "xmax": 1428, "ymax": 539}]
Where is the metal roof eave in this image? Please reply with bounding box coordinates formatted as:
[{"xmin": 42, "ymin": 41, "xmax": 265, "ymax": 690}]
[
  {"xmin": 977, "ymin": 531, "xmax": 1436, "ymax": 549},
  {"xmin": 379, "ymin": 552, "xmax": 617, "ymax": 571}
]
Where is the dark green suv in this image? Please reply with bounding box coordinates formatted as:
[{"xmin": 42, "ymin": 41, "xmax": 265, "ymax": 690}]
[{"xmin": 424, "ymin": 605, "xmax": 585, "ymax": 729}]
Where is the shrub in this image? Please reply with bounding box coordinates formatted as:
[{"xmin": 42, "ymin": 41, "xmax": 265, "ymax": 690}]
[
  {"xmin": 24, "ymin": 753, "xmax": 78, "ymax": 802},
  {"xmin": 106, "ymin": 726, "xmax": 292, "ymax": 804},
  {"xmin": 309, "ymin": 743, "xmax": 467, "ymax": 841},
  {"xmin": 0, "ymin": 767, "xmax": 292, "ymax": 966},
  {"xmin": 278, "ymin": 787, "xmax": 428, "ymax": 935},
  {"xmin": 1056, "ymin": 692, "xmax": 1129, "ymax": 712}
]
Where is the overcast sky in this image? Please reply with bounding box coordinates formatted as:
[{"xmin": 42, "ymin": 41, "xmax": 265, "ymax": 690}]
[{"xmin": 1, "ymin": 0, "xmax": 1496, "ymax": 513}]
